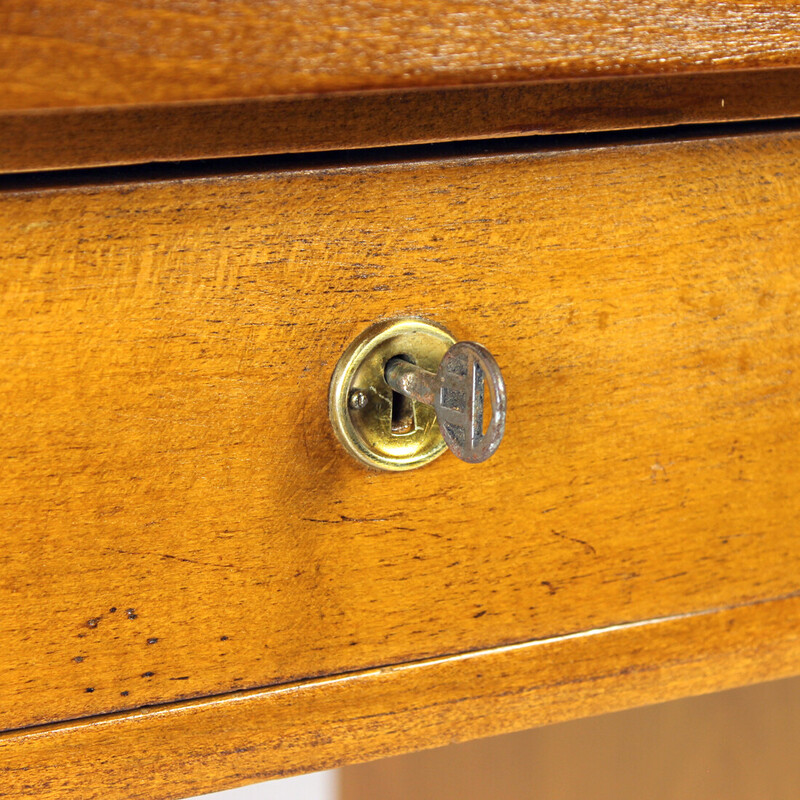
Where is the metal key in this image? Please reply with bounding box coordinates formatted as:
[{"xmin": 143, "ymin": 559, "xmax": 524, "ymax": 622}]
[{"xmin": 384, "ymin": 341, "xmax": 506, "ymax": 463}]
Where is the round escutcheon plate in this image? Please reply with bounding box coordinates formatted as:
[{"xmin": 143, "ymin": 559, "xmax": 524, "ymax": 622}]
[{"xmin": 328, "ymin": 318, "xmax": 455, "ymax": 471}]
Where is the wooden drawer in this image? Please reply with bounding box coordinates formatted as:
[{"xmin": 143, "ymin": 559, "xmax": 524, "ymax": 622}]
[{"xmin": 1, "ymin": 128, "xmax": 799, "ymax": 797}]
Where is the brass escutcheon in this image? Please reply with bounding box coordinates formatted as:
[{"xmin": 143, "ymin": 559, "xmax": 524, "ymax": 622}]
[{"xmin": 328, "ymin": 318, "xmax": 455, "ymax": 471}]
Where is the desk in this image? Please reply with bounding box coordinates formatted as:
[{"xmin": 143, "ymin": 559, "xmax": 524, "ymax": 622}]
[{"xmin": 1, "ymin": 4, "xmax": 799, "ymax": 798}]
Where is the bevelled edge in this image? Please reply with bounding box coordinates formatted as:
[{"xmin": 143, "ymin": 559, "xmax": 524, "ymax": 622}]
[
  {"xmin": 3, "ymin": 70, "xmax": 800, "ymax": 175},
  {"xmin": 2, "ymin": 594, "xmax": 799, "ymax": 799}
]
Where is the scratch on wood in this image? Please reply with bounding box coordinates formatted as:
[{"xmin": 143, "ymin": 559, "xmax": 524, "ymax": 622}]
[{"xmin": 551, "ymin": 530, "xmax": 597, "ymax": 556}]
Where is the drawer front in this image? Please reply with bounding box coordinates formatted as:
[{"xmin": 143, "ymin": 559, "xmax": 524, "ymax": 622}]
[{"xmin": 1, "ymin": 130, "xmax": 799, "ymax": 732}]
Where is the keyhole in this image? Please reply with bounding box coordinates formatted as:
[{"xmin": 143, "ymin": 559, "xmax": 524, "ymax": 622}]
[{"xmin": 389, "ymin": 354, "xmax": 416, "ymax": 435}]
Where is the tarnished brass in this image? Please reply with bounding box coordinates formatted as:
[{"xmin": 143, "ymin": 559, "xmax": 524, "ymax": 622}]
[{"xmin": 328, "ymin": 319, "xmax": 455, "ymax": 471}]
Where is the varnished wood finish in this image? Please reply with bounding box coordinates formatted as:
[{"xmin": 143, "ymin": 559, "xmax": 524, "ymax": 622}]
[
  {"xmin": 341, "ymin": 676, "xmax": 800, "ymax": 800},
  {"xmin": 1, "ymin": 128, "xmax": 799, "ymax": 735},
  {"xmin": 2, "ymin": 595, "xmax": 799, "ymax": 799},
  {"xmin": 3, "ymin": 1, "xmax": 800, "ymax": 111},
  {"xmin": 3, "ymin": 70, "xmax": 800, "ymax": 173}
]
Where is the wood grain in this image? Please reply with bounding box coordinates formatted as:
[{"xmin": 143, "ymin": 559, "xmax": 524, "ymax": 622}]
[
  {"xmin": 0, "ymin": 128, "xmax": 799, "ymax": 735},
  {"xmin": 2, "ymin": 1, "xmax": 800, "ymax": 111},
  {"xmin": 341, "ymin": 675, "xmax": 800, "ymax": 800},
  {"xmin": 1, "ymin": 594, "xmax": 799, "ymax": 800},
  {"xmin": 3, "ymin": 70, "xmax": 800, "ymax": 173}
]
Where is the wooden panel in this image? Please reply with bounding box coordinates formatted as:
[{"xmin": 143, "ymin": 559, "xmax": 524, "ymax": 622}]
[
  {"xmin": 1, "ymin": 594, "xmax": 799, "ymax": 800},
  {"xmin": 1, "ymin": 129, "xmax": 799, "ymax": 734},
  {"xmin": 3, "ymin": 70, "xmax": 800, "ymax": 174},
  {"xmin": 3, "ymin": 1, "xmax": 800, "ymax": 112},
  {"xmin": 341, "ymin": 675, "xmax": 800, "ymax": 800}
]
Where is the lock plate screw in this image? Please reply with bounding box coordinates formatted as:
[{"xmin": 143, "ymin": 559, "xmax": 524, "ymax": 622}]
[{"xmin": 348, "ymin": 389, "xmax": 368, "ymax": 410}]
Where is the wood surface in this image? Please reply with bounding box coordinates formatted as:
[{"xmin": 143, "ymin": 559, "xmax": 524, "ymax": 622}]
[
  {"xmin": 3, "ymin": 1, "xmax": 800, "ymax": 111},
  {"xmin": 341, "ymin": 675, "xmax": 800, "ymax": 800},
  {"xmin": 0, "ymin": 127, "xmax": 799, "ymax": 739},
  {"xmin": 1, "ymin": 595, "xmax": 799, "ymax": 800},
  {"xmin": 3, "ymin": 70, "xmax": 800, "ymax": 174}
]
